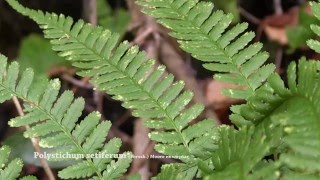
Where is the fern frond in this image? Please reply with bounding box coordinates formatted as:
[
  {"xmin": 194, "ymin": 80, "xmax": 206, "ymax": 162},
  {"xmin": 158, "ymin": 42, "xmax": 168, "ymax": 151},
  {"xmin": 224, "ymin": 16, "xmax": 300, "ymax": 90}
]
[
  {"xmin": 202, "ymin": 126, "xmax": 280, "ymax": 179},
  {"xmin": 0, "ymin": 54, "xmax": 132, "ymax": 180},
  {"xmin": 231, "ymin": 58, "xmax": 320, "ymax": 178},
  {"xmin": 272, "ymin": 60, "xmax": 320, "ymax": 178},
  {"xmin": 138, "ymin": 0, "xmax": 275, "ymax": 99},
  {"xmin": 194, "ymin": 57, "xmax": 319, "ymax": 178},
  {"xmin": 0, "ymin": 145, "xmax": 37, "ymax": 180},
  {"xmin": 5, "ymin": 0, "xmax": 219, "ymax": 177}
]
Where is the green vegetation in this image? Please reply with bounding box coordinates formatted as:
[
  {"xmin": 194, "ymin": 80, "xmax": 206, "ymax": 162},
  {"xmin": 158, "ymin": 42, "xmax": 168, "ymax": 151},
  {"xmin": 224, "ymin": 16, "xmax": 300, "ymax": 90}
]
[{"xmin": 0, "ymin": 0, "xmax": 319, "ymax": 179}]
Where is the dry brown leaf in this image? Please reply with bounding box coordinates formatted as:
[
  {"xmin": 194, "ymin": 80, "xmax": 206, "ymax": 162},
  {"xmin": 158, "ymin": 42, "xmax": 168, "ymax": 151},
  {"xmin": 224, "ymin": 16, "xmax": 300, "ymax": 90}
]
[
  {"xmin": 264, "ymin": 26, "xmax": 288, "ymax": 45},
  {"xmin": 263, "ymin": 6, "xmax": 299, "ymax": 45},
  {"xmin": 262, "ymin": 5, "xmax": 313, "ymax": 45},
  {"xmin": 205, "ymin": 80, "xmax": 240, "ymax": 109}
]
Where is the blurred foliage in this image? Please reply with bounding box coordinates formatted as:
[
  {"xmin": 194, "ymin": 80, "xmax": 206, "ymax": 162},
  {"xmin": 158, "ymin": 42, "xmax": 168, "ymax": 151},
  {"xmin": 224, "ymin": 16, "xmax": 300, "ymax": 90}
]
[
  {"xmin": 207, "ymin": 0, "xmax": 239, "ymax": 23},
  {"xmin": 127, "ymin": 174, "xmax": 142, "ymax": 180},
  {"xmin": 16, "ymin": 34, "xmax": 66, "ymax": 76},
  {"xmin": 286, "ymin": 6, "xmax": 318, "ymax": 50},
  {"xmin": 97, "ymin": 0, "xmax": 130, "ymax": 36}
]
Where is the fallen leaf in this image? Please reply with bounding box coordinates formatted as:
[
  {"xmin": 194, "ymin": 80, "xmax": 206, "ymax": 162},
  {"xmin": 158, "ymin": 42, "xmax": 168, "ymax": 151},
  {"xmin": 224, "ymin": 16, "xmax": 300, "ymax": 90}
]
[
  {"xmin": 263, "ymin": 6, "xmax": 299, "ymax": 45},
  {"xmin": 205, "ymin": 80, "xmax": 240, "ymax": 109},
  {"xmin": 264, "ymin": 26, "xmax": 288, "ymax": 45}
]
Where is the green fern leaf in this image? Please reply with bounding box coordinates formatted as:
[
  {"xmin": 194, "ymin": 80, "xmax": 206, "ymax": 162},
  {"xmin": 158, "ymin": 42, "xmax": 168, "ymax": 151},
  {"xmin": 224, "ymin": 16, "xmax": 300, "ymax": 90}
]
[
  {"xmin": 138, "ymin": 0, "xmax": 275, "ymax": 99},
  {"xmin": 58, "ymin": 161, "xmax": 96, "ymax": 179},
  {"xmin": 203, "ymin": 125, "xmax": 280, "ymax": 179},
  {"xmin": 308, "ymin": 1, "xmax": 320, "ymax": 53},
  {"xmin": 231, "ymin": 59, "xmax": 320, "ymax": 178},
  {"xmin": 248, "ymin": 161, "xmax": 280, "ymax": 180},
  {"xmin": 102, "ymin": 152, "xmax": 132, "ymax": 179},
  {"xmin": 272, "ymin": 60, "xmax": 320, "ymax": 178},
  {"xmin": 151, "ymin": 164, "xmax": 185, "ymax": 180},
  {"xmin": 20, "ymin": 176, "xmax": 38, "ymax": 180},
  {"xmin": 5, "ymin": 0, "xmax": 219, "ymax": 177},
  {"xmin": 0, "ymin": 54, "xmax": 132, "ymax": 179},
  {"xmin": 0, "ymin": 145, "xmax": 37, "ymax": 180}
]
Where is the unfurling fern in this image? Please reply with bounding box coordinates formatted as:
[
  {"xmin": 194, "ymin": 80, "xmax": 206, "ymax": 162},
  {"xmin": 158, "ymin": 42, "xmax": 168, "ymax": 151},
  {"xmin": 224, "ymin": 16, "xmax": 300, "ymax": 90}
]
[
  {"xmin": 0, "ymin": 145, "xmax": 37, "ymax": 180},
  {"xmin": 5, "ymin": 0, "xmax": 219, "ymax": 177},
  {"xmin": 0, "ymin": 54, "xmax": 132, "ymax": 180},
  {"xmin": 138, "ymin": 0, "xmax": 275, "ymax": 100}
]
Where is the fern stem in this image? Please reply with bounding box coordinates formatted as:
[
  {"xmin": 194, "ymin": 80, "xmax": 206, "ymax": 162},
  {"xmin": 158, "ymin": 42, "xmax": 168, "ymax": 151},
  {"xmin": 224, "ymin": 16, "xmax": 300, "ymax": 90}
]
[
  {"xmin": 82, "ymin": 0, "xmax": 97, "ymax": 26},
  {"xmin": 12, "ymin": 96, "xmax": 56, "ymax": 180}
]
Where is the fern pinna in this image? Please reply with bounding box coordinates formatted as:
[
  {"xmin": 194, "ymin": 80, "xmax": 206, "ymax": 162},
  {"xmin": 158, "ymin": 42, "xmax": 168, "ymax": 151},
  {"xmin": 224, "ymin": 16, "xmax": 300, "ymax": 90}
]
[
  {"xmin": 0, "ymin": 145, "xmax": 36, "ymax": 180},
  {"xmin": 0, "ymin": 54, "xmax": 132, "ymax": 180},
  {"xmin": 5, "ymin": 0, "xmax": 219, "ymax": 178},
  {"xmin": 138, "ymin": 0, "xmax": 275, "ymax": 100}
]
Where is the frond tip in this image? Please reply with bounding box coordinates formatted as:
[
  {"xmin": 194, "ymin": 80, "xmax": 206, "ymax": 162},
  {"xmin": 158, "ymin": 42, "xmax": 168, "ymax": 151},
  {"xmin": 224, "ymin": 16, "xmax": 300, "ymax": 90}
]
[
  {"xmin": 0, "ymin": 54, "xmax": 132, "ymax": 180},
  {"xmin": 0, "ymin": 145, "xmax": 37, "ymax": 180}
]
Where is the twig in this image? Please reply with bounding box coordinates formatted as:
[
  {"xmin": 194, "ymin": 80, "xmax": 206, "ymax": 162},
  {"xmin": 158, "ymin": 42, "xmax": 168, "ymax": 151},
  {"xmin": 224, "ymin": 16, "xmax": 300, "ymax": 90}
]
[
  {"xmin": 129, "ymin": 119, "xmax": 151, "ymax": 179},
  {"xmin": 61, "ymin": 74, "xmax": 93, "ymax": 89},
  {"xmin": 130, "ymin": 141, "xmax": 155, "ymax": 174},
  {"xmin": 113, "ymin": 110, "xmax": 132, "ymax": 127},
  {"xmin": 12, "ymin": 97, "xmax": 56, "ymax": 180},
  {"xmin": 82, "ymin": 0, "xmax": 106, "ymax": 123},
  {"xmin": 131, "ymin": 27, "xmax": 154, "ymax": 45},
  {"xmin": 238, "ymin": 6, "xmax": 265, "ymax": 42},
  {"xmin": 72, "ymin": 77, "xmax": 90, "ymax": 93},
  {"xmin": 82, "ymin": 0, "xmax": 97, "ymax": 26},
  {"xmin": 108, "ymin": 126, "xmax": 133, "ymax": 146},
  {"xmin": 239, "ymin": 7, "xmax": 261, "ymax": 25},
  {"xmin": 274, "ymin": 0, "xmax": 283, "ymax": 15},
  {"xmin": 275, "ymin": 48, "xmax": 283, "ymax": 73},
  {"xmin": 93, "ymin": 90, "xmax": 104, "ymax": 115}
]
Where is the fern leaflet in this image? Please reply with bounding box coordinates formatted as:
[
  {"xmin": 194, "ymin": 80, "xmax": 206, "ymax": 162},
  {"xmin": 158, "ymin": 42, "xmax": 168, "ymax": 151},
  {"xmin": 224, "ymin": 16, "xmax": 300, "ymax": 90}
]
[
  {"xmin": 0, "ymin": 54, "xmax": 132, "ymax": 180},
  {"xmin": 0, "ymin": 145, "xmax": 37, "ymax": 180}
]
